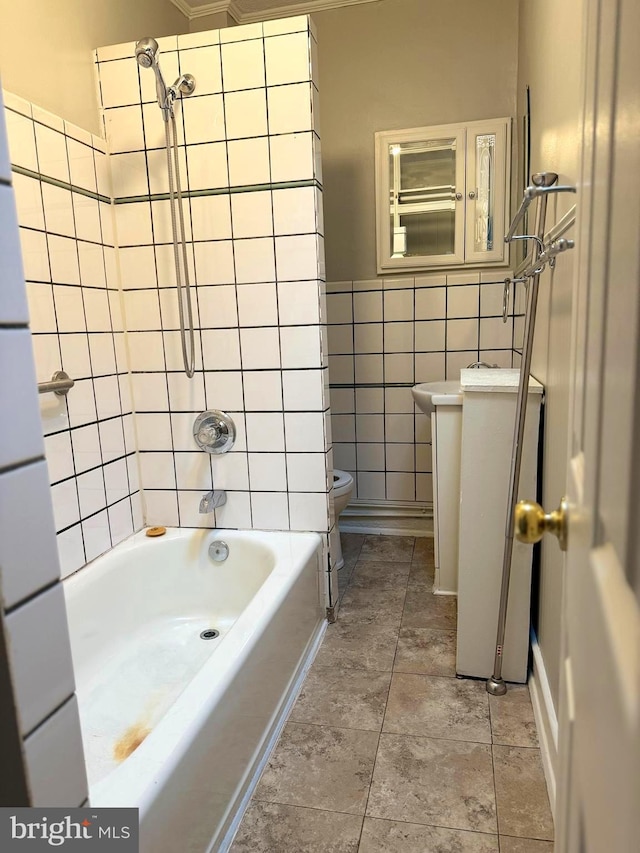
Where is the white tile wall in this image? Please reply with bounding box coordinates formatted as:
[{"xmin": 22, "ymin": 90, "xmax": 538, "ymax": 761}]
[
  {"xmin": 327, "ymin": 271, "xmax": 514, "ymax": 504},
  {"xmin": 0, "ymin": 90, "xmax": 88, "ymax": 806},
  {"xmin": 24, "ymin": 696, "xmax": 88, "ymax": 806},
  {"xmin": 97, "ymin": 18, "xmax": 335, "ymax": 589},
  {"xmin": 4, "ymin": 92, "xmax": 142, "ymax": 579}
]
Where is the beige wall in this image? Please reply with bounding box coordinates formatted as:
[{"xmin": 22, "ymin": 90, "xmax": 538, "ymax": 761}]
[
  {"xmin": 314, "ymin": 0, "xmax": 519, "ymax": 283},
  {"xmin": 517, "ymin": 0, "xmax": 584, "ymax": 716},
  {"xmin": 0, "ymin": 0, "xmax": 188, "ymax": 133},
  {"xmin": 189, "ymin": 12, "xmax": 236, "ymax": 31}
]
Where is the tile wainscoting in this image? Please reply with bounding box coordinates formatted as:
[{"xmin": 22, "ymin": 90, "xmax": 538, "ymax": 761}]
[{"xmin": 327, "ymin": 270, "xmax": 520, "ymax": 509}]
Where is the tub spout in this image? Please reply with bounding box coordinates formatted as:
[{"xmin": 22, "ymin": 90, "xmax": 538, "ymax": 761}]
[{"xmin": 199, "ymin": 490, "xmax": 226, "ymax": 513}]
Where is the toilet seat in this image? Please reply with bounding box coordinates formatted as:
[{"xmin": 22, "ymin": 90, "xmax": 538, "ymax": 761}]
[{"xmin": 333, "ymin": 469, "xmax": 354, "ymax": 497}]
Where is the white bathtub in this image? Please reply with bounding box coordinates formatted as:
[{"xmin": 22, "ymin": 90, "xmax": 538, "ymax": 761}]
[{"xmin": 63, "ymin": 527, "xmax": 325, "ymax": 852}]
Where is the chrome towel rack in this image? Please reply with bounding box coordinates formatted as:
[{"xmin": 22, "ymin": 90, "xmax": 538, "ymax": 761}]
[
  {"xmin": 38, "ymin": 370, "xmax": 74, "ymax": 397},
  {"xmin": 505, "ymin": 183, "xmax": 577, "ymax": 243},
  {"xmin": 488, "ymin": 172, "xmax": 576, "ymax": 698}
]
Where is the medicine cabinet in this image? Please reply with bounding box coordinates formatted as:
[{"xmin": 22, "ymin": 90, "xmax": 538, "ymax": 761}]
[{"xmin": 375, "ymin": 118, "xmax": 511, "ymax": 273}]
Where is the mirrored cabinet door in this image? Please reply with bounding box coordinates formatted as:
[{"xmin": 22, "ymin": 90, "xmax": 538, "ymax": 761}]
[
  {"xmin": 388, "ymin": 132, "xmax": 466, "ymax": 265},
  {"xmin": 376, "ymin": 118, "xmax": 510, "ymax": 273},
  {"xmin": 377, "ymin": 125, "xmax": 466, "ymax": 271},
  {"xmin": 464, "ymin": 120, "xmax": 509, "ymax": 264}
]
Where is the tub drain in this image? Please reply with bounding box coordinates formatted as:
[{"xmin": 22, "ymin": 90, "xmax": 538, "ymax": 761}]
[{"xmin": 200, "ymin": 629, "xmax": 220, "ymax": 640}]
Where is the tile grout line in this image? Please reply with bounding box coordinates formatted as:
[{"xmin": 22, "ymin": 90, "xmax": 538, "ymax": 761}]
[
  {"xmin": 352, "ymin": 536, "xmax": 416, "ymax": 851},
  {"xmin": 246, "ymin": 795, "xmax": 505, "ymax": 839},
  {"xmin": 488, "ymin": 685, "xmax": 502, "ymax": 846}
]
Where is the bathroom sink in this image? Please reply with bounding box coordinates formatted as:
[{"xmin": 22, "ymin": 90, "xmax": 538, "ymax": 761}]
[{"xmin": 412, "ymin": 380, "xmax": 462, "ymax": 416}]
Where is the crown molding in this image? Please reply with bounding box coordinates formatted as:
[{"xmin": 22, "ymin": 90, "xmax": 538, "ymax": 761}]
[{"xmin": 170, "ymin": 0, "xmax": 380, "ymax": 23}]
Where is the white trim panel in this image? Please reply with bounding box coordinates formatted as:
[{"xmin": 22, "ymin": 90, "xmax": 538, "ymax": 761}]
[{"xmin": 529, "ymin": 629, "xmax": 558, "ymax": 817}]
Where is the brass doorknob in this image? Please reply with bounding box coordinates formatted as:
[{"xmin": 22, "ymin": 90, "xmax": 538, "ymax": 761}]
[{"xmin": 514, "ymin": 497, "xmax": 569, "ymax": 551}]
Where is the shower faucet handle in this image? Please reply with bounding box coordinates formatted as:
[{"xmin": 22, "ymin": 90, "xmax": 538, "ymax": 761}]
[{"xmin": 193, "ymin": 410, "xmax": 236, "ymax": 454}]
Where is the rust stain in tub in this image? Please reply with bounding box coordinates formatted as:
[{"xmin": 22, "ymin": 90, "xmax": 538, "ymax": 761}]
[{"xmin": 113, "ymin": 721, "xmax": 152, "ymax": 763}]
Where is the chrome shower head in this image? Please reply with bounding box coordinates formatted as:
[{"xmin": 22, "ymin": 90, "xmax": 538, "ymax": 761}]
[
  {"xmin": 135, "ymin": 37, "xmax": 170, "ymax": 117},
  {"xmin": 135, "ymin": 37, "xmax": 159, "ymax": 69}
]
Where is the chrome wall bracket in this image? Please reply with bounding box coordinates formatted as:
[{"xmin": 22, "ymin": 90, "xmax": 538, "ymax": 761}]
[{"xmin": 38, "ymin": 370, "xmax": 74, "ymax": 397}]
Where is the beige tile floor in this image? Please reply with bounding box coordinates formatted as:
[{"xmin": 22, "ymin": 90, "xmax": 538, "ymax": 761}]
[{"xmin": 231, "ymin": 534, "xmax": 554, "ymax": 853}]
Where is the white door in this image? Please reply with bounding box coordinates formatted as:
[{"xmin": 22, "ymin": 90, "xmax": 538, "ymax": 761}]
[{"xmin": 555, "ymin": 0, "xmax": 640, "ymax": 849}]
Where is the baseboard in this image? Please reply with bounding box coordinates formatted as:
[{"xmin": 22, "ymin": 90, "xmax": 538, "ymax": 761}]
[
  {"xmin": 529, "ymin": 629, "xmax": 558, "ymax": 818},
  {"xmin": 340, "ymin": 500, "xmax": 433, "ymax": 537}
]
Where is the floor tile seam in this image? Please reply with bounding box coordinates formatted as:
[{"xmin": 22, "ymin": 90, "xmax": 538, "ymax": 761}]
[
  {"xmin": 400, "ymin": 620, "xmax": 458, "ymax": 632},
  {"xmin": 351, "ymin": 560, "xmax": 411, "ymax": 578},
  {"xmin": 340, "ymin": 590, "xmax": 408, "ymax": 605},
  {"xmin": 345, "ymin": 542, "xmax": 382, "ymax": 853},
  {"xmin": 498, "ymin": 830, "xmax": 556, "ymax": 843},
  {"xmin": 361, "ymin": 808, "xmax": 500, "ymax": 838},
  {"xmin": 488, "ymin": 679, "xmax": 497, "ymax": 739},
  {"xmin": 397, "ymin": 625, "xmax": 458, "ymax": 636},
  {"xmin": 356, "ymin": 605, "xmax": 404, "ymax": 850},
  {"xmin": 491, "ymin": 738, "xmax": 541, "ymax": 748},
  {"xmin": 364, "ymin": 814, "xmax": 503, "ymax": 837},
  {"xmin": 499, "ymin": 832, "xmax": 556, "ymax": 842},
  {"xmin": 245, "ymin": 800, "xmax": 543, "ymax": 841},
  {"xmin": 337, "ymin": 612, "xmax": 405, "ymax": 626},
  {"xmin": 491, "ymin": 743, "xmax": 544, "ymax": 753},
  {"xmin": 286, "ymin": 717, "xmax": 383, "ymax": 734},
  {"xmin": 251, "ymin": 795, "xmax": 368, "ymax": 821},
  {"xmin": 391, "ymin": 670, "xmax": 488, "ymax": 685},
  {"xmin": 290, "ymin": 720, "xmax": 378, "ymax": 734},
  {"xmin": 349, "ymin": 542, "xmax": 364, "ymax": 563},
  {"xmin": 392, "ymin": 667, "xmax": 457, "ymax": 677},
  {"xmin": 314, "ymin": 662, "xmax": 395, "ymax": 673},
  {"xmin": 489, "ymin": 716, "xmax": 501, "ymax": 847},
  {"xmin": 376, "ymin": 729, "xmax": 501, "ymax": 751},
  {"xmin": 333, "ymin": 615, "xmax": 404, "ymax": 631},
  {"xmin": 310, "ymin": 662, "xmax": 393, "ymax": 676},
  {"xmin": 379, "ymin": 726, "xmax": 493, "ymax": 745}
]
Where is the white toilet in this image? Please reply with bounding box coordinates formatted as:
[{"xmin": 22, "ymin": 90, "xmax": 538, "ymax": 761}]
[{"xmin": 331, "ymin": 469, "xmax": 355, "ymax": 570}]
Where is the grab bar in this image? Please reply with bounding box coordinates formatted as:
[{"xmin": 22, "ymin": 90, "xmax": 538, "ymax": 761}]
[{"xmin": 38, "ymin": 371, "xmax": 74, "ymax": 397}]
